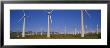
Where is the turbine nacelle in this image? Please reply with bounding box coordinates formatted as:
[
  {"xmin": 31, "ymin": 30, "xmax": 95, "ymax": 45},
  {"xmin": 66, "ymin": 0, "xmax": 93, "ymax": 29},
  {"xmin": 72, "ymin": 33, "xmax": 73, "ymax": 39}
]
[
  {"xmin": 48, "ymin": 10, "xmax": 53, "ymax": 15},
  {"xmin": 48, "ymin": 12, "xmax": 51, "ymax": 14}
]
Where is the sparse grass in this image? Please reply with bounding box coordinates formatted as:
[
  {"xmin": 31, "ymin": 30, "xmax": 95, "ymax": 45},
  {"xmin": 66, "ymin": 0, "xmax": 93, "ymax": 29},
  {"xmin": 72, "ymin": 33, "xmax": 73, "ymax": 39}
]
[{"xmin": 10, "ymin": 32, "xmax": 101, "ymax": 39}]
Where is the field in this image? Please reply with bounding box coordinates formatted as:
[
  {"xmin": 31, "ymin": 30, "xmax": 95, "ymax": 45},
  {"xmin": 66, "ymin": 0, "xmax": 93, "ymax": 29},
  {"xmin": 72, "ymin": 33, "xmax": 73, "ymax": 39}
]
[{"xmin": 10, "ymin": 32, "xmax": 101, "ymax": 39}]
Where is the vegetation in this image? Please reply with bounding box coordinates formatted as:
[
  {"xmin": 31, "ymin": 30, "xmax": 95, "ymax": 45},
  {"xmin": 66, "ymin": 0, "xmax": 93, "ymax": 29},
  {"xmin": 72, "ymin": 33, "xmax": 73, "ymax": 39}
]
[{"xmin": 10, "ymin": 32, "xmax": 101, "ymax": 39}]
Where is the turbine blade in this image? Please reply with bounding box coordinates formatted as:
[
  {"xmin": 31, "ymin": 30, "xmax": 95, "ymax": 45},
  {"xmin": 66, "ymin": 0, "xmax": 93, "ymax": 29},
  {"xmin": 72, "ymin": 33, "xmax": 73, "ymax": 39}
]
[
  {"xmin": 50, "ymin": 15, "xmax": 52, "ymax": 23},
  {"xmin": 84, "ymin": 10, "xmax": 90, "ymax": 17},
  {"xmin": 17, "ymin": 10, "xmax": 26, "ymax": 23},
  {"xmin": 51, "ymin": 19, "xmax": 52, "ymax": 23},
  {"xmin": 50, "ymin": 10, "xmax": 53, "ymax": 13},
  {"xmin": 17, "ymin": 16, "xmax": 25, "ymax": 23}
]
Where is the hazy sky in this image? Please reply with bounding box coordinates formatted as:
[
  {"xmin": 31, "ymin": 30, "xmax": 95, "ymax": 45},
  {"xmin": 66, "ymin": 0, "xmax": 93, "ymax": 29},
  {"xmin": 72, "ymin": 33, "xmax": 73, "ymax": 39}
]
[{"xmin": 10, "ymin": 10, "xmax": 101, "ymax": 33}]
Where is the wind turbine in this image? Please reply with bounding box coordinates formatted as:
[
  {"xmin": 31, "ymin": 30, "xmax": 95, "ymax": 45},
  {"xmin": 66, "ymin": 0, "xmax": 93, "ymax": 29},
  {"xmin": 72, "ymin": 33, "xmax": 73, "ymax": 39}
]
[
  {"xmin": 75, "ymin": 28, "xmax": 77, "ymax": 35},
  {"xmin": 40, "ymin": 27, "xmax": 43, "ymax": 36},
  {"xmin": 73, "ymin": 30, "xmax": 74, "ymax": 35},
  {"xmin": 64, "ymin": 24, "xmax": 66, "ymax": 35},
  {"xmin": 85, "ymin": 25, "xmax": 88, "ymax": 34},
  {"xmin": 96, "ymin": 24, "xmax": 99, "ymax": 34},
  {"xmin": 81, "ymin": 10, "xmax": 90, "ymax": 37},
  {"xmin": 47, "ymin": 10, "xmax": 53, "ymax": 38},
  {"xmin": 17, "ymin": 10, "xmax": 26, "ymax": 37}
]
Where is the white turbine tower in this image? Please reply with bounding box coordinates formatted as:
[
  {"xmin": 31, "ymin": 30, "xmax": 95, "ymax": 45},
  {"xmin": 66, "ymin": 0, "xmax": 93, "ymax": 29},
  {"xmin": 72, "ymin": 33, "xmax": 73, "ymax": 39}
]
[
  {"xmin": 47, "ymin": 10, "xmax": 53, "ymax": 38},
  {"xmin": 17, "ymin": 10, "xmax": 26, "ymax": 37},
  {"xmin": 73, "ymin": 30, "xmax": 74, "ymax": 35},
  {"xmin": 81, "ymin": 10, "xmax": 90, "ymax": 37},
  {"xmin": 64, "ymin": 24, "xmax": 66, "ymax": 35},
  {"xmin": 36, "ymin": 32, "xmax": 37, "ymax": 35},
  {"xmin": 97, "ymin": 24, "xmax": 99, "ymax": 34},
  {"xmin": 41, "ymin": 27, "xmax": 43, "ymax": 36},
  {"xmin": 75, "ymin": 28, "xmax": 77, "ymax": 35}
]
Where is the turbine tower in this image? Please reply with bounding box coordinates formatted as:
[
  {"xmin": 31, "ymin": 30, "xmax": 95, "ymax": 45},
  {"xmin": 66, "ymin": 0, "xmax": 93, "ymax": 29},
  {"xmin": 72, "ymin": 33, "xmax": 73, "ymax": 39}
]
[
  {"xmin": 73, "ymin": 30, "xmax": 74, "ymax": 35},
  {"xmin": 75, "ymin": 28, "xmax": 77, "ymax": 35},
  {"xmin": 97, "ymin": 24, "xmax": 99, "ymax": 34},
  {"xmin": 64, "ymin": 24, "xmax": 66, "ymax": 35},
  {"xmin": 85, "ymin": 25, "xmax": 88, "ymax": 34},
  {"xmin": 41, "ymin": 27, "xmax": 43, "ymax": 36},
  {"xmin": 81, "ymin": 10, "xmax": 90, "ymax": 37},
  {"xmin": 17, "ymin": 10, "xmax": 26, "ymax": 37},
  {"xmin": 47, "ymin": 10, "xmax": 53, "ymax": 38}
]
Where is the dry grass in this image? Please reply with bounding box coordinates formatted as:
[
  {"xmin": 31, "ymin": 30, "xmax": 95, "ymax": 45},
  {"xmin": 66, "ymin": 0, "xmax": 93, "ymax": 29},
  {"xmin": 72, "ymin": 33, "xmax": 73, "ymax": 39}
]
[{"xmin": 10, "ymin": 32, "xmax": 101, "ymax": 39}]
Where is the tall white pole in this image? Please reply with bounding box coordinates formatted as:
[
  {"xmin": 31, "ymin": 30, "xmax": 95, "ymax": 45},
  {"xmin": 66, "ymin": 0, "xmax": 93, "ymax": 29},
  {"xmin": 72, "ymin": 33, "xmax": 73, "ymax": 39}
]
[
  {"xmin": 75, "ymin": 28, "xmax": 77, "ymax": 35},
  {"xmin": 22, "ymin": 17, "xmax": 25, "ymax": 37},
  {"xmin": 41, "ymin": 28, "xmax": 42, "ymax": 36},
  {"xmin": 81, "ymin": 10, "xmax": 85, "ymax": 37},
  {"xmin": 78, "ymin": 32, "xmax": 79, "ymax": 34},
  {"xmin": 47, "ymin": 12, "xmax": 50, "ymax": 38},
  {"xmin": 65, "ymin": 25, "xmax": 66, "ymax": 35},
  {"xmin": 73, "ymin": 31, "xmax": 74, "ymax": 35},
  {"xmin": 97, "ymin": 24, "xmax": 98, "ymax": 34}
]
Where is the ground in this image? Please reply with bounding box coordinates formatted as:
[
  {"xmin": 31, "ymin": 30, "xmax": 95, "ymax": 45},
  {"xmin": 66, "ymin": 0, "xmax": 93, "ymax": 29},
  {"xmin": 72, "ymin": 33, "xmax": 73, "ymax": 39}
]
[{"xmin": 10, "ymin": 32, "xmax": 101, "ymax": 39}]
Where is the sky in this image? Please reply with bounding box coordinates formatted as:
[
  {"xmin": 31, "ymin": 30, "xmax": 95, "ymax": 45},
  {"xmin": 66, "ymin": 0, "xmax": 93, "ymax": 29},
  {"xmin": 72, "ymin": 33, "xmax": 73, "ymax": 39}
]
[{"xmin": 10, "ymin": 10, "xmax": 101, "ymax": 33}]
